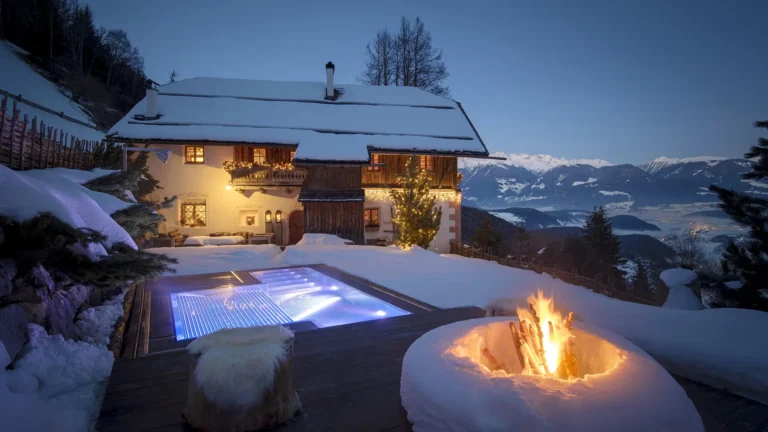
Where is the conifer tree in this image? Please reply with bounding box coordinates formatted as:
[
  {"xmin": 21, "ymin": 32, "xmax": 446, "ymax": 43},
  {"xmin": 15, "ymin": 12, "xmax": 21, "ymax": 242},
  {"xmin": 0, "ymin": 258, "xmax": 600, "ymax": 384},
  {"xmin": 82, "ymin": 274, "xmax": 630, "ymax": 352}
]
[
  {"xmin": 0, "ymin": 213, "xmax": 175, "ymax": 288},
  {"xmin": 390, "ymin": 156, "xmax": 442, "ymax": 249},
  {"xmin": 583, "ymin": 206, "xmax": 623, "ymax": 276},
  {"xmin": 631, "ymin": 261, "xmax": 651, "ymax": 294},
  {"xmin": 510, "ymin": 225, "xmax": 533, "ymax": 260},
  {"xmin": 709, "ymin": 120, "xmax": 768, "ymax": 311},
  {"xmin": 470, "ymin": 216, "xmax": 502, "ymax": 252}
]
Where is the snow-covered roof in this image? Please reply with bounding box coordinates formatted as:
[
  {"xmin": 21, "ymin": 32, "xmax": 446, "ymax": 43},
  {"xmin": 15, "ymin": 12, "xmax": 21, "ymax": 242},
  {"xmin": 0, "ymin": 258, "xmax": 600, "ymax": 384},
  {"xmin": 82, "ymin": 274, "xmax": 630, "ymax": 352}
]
[
  {"xmin": 0, "ymin": 41, "xmax": 105, "ymax": 142},
  {"xmin": 108, "ymin": 77, "xmax": 490, "ymax": 162}
]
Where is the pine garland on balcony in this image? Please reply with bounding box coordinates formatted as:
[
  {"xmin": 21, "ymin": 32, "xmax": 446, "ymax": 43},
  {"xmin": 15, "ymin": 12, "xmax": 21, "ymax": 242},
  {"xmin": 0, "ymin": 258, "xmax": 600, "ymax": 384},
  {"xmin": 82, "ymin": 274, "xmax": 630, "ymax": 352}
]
[{"xmin": 223, "ymin": 160, "xmax": 294, "ymax": 173}]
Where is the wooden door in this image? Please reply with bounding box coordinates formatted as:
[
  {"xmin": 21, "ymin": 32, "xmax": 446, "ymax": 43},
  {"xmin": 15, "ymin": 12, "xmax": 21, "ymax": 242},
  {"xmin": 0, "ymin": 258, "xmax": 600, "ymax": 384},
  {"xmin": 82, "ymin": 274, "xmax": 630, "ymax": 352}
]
[{"xmin": 288, "ymin": 210, "xmax": 304, "ymax": 245}]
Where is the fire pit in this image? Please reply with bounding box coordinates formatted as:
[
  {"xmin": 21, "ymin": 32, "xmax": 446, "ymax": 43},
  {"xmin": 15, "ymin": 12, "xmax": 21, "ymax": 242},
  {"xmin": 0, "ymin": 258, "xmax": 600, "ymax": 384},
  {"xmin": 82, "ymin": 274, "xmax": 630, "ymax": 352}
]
[{"xmin": 401, "ymin": 292, "xmax": 704, "ymax": 431}]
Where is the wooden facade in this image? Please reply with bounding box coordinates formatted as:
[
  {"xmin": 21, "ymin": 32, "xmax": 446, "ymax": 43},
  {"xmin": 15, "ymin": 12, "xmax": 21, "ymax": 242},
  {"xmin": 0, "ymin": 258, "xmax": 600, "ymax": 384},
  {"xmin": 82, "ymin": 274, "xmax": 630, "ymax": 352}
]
[
  {"xmin": 362, "ymin": 154, "xmax": 458, "ymax": 189},
  {"xmin": 305, "ymin": 166, "xmax": 362, "ymax": 190},
  {"xmin": 303, "ymin": 201, "xmax": 364, "ymax": 244},
  {"xmin": 233, "ymin": 146, "xmax": 295, "ymax": 164},
  {"xmin": 299, "ymin": 165, "xmax": 365, "ymax": 244}
]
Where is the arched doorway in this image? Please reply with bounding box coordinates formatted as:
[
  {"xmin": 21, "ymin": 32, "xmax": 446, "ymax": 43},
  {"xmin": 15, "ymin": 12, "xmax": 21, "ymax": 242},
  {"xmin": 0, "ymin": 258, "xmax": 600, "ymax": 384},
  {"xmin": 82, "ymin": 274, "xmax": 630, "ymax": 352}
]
[{"xmin": 288, "ymin": 210, "xmax": 304, "ymax": 245}]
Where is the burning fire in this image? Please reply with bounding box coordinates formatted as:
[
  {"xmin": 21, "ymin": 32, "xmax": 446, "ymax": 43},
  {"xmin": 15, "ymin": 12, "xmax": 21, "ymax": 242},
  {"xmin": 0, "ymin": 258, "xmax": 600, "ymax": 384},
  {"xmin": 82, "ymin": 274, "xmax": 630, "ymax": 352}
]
[
  {"xmin": 505, "ymin": 291, "xmax": 577, "ymax": 379},
  {"xmin": 515, "ymin": 291, "xmax": 573, "ymax": 376}
]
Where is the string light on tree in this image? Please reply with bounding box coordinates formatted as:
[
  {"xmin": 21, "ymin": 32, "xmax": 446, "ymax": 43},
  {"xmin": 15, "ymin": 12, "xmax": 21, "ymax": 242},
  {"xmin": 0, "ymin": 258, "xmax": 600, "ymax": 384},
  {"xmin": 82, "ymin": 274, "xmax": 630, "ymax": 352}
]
[{"xmin": 389, "ymin": 157, "xmax": 443, "ymax": 249}]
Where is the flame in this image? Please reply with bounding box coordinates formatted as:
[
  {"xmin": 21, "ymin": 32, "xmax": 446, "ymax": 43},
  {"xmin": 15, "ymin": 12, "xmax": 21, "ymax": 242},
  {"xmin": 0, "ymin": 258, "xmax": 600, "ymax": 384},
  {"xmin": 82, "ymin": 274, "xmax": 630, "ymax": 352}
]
[{"xmin": 516, "ymin": 290, "xmax": 573, "ymax": 376}]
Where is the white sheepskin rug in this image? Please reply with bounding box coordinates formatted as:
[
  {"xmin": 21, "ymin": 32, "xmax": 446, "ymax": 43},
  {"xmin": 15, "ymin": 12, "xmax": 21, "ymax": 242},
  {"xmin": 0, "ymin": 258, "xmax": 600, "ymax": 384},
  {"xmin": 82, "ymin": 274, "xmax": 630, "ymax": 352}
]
[{"xmin": 187, "ymin": 326, "xmax": 294, "ymax": 407}]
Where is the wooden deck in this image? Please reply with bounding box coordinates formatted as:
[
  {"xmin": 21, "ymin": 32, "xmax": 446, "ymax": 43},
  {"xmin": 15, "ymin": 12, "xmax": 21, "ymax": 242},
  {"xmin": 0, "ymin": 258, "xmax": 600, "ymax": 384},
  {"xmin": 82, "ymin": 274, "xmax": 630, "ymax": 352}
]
[{"xmin": 98, "ymin": 306, "xmax": 485, "ymax": 431}]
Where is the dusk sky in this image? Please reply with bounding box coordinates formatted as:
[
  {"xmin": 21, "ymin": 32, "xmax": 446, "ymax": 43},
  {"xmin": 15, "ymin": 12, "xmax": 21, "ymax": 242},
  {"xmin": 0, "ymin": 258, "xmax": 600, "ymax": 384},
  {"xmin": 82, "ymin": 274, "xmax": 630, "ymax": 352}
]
[{"xmin": 83, "ymin": 0, "xmax": 766, "ymax": 164}]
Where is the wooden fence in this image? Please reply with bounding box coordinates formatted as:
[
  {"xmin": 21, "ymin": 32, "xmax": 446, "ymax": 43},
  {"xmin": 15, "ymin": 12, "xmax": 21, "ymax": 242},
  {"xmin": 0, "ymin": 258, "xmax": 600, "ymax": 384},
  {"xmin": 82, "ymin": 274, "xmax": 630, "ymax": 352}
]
[
  {"xmin": 0, "ymin": 94, "xmax": 101, "ymax": 171},
  {"xmin": 449, "ymin": 240, "xmax": 659, "ymax": 306}
]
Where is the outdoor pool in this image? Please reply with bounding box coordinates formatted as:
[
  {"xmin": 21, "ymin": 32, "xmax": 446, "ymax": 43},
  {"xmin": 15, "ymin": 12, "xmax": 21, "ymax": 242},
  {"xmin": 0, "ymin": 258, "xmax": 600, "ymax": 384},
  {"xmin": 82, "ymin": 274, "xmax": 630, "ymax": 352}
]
[{"xmin": 170, "ymin": 267, "xmax": 410, "ymax": 340}]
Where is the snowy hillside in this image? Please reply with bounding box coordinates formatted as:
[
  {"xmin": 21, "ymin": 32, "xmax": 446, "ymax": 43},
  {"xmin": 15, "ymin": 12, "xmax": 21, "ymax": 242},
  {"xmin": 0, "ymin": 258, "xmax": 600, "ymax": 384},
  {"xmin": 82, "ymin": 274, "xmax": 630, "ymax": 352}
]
[
  {"xmin": 460, "ymin": 153, "xmax": 759, "ymax": 211},
  {"xmin": 0, "ymin": 40, "xmax": 104, "ymax": 141}
]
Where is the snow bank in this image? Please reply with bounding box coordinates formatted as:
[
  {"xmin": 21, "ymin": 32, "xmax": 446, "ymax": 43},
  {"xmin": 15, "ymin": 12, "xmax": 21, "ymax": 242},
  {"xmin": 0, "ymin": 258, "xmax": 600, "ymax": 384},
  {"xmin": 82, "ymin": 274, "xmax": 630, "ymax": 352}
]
[
  {"xmin": 295, "ymin": 234, "xmax": 351, "ymax": 246},
  {"xmin": 3, "ymin": 324, "xmax": 115, "ymax": 431},
  {"xmin": 184, "ymin": 235, "xmax": 245, "ymax": 246},
  {"xmin": 147, "ymin": 245, "xmax": 282, "ymax": 276},
  {"xmin": 75, "ymin": 291, "xmax": 127, "ymax": 346},
  {"xmin": 401, "ymin": 318, "xmax": 703, "ymax": 431},
  {"xmin": 660, "ymin": 269, "xmax": 698, "ymax": 287},
  {"xmin": 44, "ymin": 168, "xmax": 117, "ymax": 185},
  {"xmin": 663, "ymin": 286, "xmax": 704, "ymax": 310},
  {"xmin": 0, "ymin": 165, "xmax": 136, "ymax": 252},
  {"xmin": 660, "ymin": 269, "xmax": 703, "ymax": 310}
]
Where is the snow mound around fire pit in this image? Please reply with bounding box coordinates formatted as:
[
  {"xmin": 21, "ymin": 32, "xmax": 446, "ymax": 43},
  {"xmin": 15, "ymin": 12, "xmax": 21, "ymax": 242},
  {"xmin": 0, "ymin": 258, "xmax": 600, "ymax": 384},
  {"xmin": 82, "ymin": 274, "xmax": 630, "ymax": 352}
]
[{"xmin": 401, "ymin": 317, "xmax": 703, "ymax": 432}]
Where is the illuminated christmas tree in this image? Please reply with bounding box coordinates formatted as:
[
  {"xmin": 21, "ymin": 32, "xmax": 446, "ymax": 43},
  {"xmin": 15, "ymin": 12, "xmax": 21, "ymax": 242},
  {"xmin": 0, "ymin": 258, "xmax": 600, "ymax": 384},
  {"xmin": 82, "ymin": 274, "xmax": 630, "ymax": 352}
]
[{"xmin": 390, "ymin": 156, "xmax": 442, "ymax": 249}]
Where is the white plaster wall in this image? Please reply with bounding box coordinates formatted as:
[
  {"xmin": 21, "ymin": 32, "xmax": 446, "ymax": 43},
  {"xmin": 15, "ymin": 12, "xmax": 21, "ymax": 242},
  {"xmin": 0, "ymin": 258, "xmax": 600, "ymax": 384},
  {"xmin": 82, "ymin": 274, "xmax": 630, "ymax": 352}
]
[
  {"xmin": 363, "ymin": 192, "xmax": 457, "ymax": 253},
  {"xmin": 144, "ymin": 144, "xmax": 302, "ymax": 242}
]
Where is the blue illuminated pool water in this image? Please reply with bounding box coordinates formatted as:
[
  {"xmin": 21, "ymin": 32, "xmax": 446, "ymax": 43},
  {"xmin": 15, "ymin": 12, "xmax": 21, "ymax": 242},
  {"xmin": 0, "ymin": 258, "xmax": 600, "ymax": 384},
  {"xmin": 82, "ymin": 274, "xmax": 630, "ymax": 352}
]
[{"xmin": 170, "ymin": 267, "xmax": 409, "ymax": 340}]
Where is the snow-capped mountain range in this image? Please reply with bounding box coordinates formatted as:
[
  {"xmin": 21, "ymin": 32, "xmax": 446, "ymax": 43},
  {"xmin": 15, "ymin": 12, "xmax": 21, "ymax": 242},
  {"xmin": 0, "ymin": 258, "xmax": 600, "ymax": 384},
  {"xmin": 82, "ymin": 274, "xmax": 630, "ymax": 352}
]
[
  {"xmin": 459, "ymin": 152, "xmax": 614, "ymax": 173},
  {"xmin": 460, "ymin": 153, "xmax": 763, "ymax": 211}
]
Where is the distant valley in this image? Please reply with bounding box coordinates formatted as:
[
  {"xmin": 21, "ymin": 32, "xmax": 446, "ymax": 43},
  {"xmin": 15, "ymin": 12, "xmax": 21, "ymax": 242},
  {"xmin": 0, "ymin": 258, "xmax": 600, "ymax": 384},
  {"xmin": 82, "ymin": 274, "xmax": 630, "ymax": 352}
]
[
  {"xmin": 461, "ymin": 206, "xmax": 675, "ymax": 269},
  {"xmin": 487, "ymin": 207, "xmax": 660, "ymax": 231}
]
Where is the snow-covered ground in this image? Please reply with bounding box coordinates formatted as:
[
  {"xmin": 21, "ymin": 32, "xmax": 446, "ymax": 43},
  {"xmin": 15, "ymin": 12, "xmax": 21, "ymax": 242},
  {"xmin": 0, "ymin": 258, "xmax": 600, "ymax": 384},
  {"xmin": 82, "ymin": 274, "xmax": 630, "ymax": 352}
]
[
  {"xmin": 147, "ymin": 245, "xmax": 282, "ymax": 276},
  {"xmin": 152, "ymin": 241, "xmax": 768, "ymax": 404},
  {"xmin": 0, "ymin": 165, "xmax": 136, "ymax": 253},
  {"xmin": 1, "ymin": 295, "xmax": 125, "ymax": 432},
  {"xmin": 0, "ymin": 167, "xmax": 134, "ymax": 431}
]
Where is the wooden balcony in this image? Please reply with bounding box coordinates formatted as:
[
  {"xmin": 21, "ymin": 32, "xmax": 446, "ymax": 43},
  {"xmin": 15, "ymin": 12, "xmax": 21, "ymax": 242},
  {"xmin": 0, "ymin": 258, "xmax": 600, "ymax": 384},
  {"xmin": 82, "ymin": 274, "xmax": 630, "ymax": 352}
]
[{"xmin": 230, "ymin": 167, "xmax": 307, "ymax": 187}]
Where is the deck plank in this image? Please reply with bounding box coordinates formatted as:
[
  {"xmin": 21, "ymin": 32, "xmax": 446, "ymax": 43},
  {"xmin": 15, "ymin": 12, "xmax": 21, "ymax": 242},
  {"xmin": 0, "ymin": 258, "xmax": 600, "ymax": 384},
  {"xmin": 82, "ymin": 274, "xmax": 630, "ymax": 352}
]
[{"xmin": 98, "ymin": 306, "xmax": 485, "ymax": 431}]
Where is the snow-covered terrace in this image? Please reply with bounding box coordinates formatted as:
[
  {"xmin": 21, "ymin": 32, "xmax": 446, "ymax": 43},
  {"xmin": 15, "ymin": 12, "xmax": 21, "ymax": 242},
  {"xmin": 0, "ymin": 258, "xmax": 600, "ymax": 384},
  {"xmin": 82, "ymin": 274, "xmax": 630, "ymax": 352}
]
[{"xmin": 107, "ymin": 77, "xmax": 491, "ymax": 163}]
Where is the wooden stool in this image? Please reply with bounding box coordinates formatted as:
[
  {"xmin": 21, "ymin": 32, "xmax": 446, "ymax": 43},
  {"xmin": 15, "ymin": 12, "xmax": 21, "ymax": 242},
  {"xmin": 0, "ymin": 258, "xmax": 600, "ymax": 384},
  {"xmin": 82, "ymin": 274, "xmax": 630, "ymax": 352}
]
[{"xmin": 184, "ymin": 326, "xmax": 301, "ymax": 431}]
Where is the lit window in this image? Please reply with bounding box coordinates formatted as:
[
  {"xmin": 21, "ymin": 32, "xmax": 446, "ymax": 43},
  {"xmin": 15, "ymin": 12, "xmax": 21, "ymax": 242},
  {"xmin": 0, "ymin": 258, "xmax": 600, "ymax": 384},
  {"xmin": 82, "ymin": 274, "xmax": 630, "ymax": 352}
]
[
  {"xmin": 180, "ymin": 202, "xmax": 206, "ymax": 227},
  {"xmin": 185, "ymin": 146, "xmax": 204, "ymax": 164},
  {"xmin": 364, "ymin": 208, "xmax": 380, "ymax": 228},
  {"xmin": 290, "ymin": 150, "xmax": 296, "ymax": 162},
  {"xmin": 419, "ymin": 156, "xmax": 434, "ymax": 171},
  {"xmin": 368, "ymin": 154, "xmax": 381, "ymax": 171},
  {"xmin": 253, "ymin": 148, "xmax": 267, "ymax": 164}
]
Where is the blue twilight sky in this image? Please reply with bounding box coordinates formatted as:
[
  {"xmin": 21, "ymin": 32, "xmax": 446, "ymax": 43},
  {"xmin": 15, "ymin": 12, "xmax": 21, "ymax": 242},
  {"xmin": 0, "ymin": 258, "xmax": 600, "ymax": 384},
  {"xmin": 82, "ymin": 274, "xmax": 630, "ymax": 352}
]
[{"xmin": 82, "ymin": 0, "xmax": 766, "ymax": 164}]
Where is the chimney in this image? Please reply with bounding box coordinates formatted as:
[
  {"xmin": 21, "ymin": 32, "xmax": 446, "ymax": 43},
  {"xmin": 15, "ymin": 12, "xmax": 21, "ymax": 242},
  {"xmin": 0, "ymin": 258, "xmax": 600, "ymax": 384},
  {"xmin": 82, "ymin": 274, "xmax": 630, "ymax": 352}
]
[
  {"xmin": 145, "ymin": 79, "xmax": 158, "ymax": 118},
  {"xmin": 325, "ymin": 62, "xmax": 335, "ymax": 100}
]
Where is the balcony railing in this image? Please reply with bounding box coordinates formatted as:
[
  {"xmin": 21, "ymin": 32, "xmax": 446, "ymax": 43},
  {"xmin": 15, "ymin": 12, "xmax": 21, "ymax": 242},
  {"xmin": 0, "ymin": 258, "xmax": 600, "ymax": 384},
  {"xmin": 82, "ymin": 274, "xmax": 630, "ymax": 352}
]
[{"xmin": 231, "ymin": 167, "xmax": 307, "ymax": 187}]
